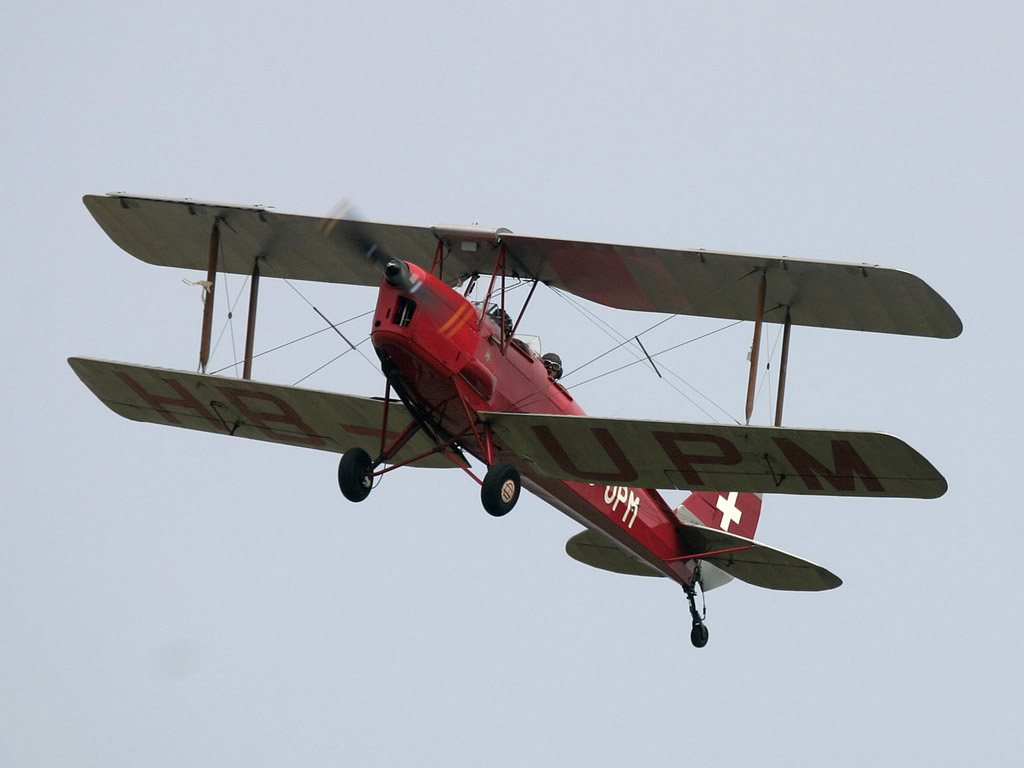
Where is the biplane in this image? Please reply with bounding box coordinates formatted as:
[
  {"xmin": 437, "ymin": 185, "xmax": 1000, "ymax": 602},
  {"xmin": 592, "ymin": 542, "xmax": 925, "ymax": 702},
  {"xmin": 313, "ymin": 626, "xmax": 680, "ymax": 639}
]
[{"xmin": 70, "ymin": 193, "xmax": 961, "ymax": 647}]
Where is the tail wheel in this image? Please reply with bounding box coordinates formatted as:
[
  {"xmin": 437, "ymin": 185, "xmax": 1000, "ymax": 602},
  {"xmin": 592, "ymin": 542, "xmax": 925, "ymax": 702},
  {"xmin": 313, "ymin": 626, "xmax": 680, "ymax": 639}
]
[
  {"xmin": 481, "ymin": 462, "xmax": 521, "ymax": 517},
  {"xmin": 690, "ymin": 622, "xmax": 709, "ymax": 648},
  {"xmin": 338, "ymin": 447, "xmax": 373, "ymax": 502}
]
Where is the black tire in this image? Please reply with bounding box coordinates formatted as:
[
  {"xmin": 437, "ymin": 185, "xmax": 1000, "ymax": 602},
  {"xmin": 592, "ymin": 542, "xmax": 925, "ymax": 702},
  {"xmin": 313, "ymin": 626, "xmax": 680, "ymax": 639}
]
[
  {"xmin": 481, "ymin": 462, "xmax": 521, "ymax": 517},
  {"xmin": 338, "ymin": 448, "xmax": 373, "ymax": 502},
  {"xmin": 690, "ymin": 622, "xmax": 709, "ymax": 649}
]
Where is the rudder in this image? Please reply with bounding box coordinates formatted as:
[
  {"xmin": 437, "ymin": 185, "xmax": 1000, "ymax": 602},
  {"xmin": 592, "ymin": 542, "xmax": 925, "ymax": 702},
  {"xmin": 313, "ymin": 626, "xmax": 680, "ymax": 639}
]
[{"xmin": 675, "ymin": 491, "xmax": 762, "ymax": 540}]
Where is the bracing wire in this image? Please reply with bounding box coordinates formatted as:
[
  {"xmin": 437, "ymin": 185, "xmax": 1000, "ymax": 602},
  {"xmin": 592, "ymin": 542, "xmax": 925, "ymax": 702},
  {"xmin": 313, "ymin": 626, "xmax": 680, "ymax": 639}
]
[
  {"xmin": 756, "ymin": 323, "xmax": 785, "ymax": 424},
  {"xmin": 202, "ymin": 259, "xmax": 775, "ymax": 427},
  {"xmin": 206, "ymin": 316, "xmax": 372, "ymax": 376},
  {"xmin": 565, "ymin": 320, "xmax": 745, "ymax": 412},
  {"xmin": 205, "ymin": 275, "xmax": 377, "ymax": 381},
  {"xmin": 209, "ymin": 270, "xmax": 250, "ymax": 377},
  {"xmin": 552, "ymin": 287, "xmax": 675, "ymax": 379},
  {"xmin": 550, "ymin": 286, "xmax": 742, "ymax": 423},
  {"xmin": 292, "ymin": 336, "xmax": 376, "ymax": 386},
  {"xmin": 282, "ymin": 279, "xmax": 381, "ymax": 377}
]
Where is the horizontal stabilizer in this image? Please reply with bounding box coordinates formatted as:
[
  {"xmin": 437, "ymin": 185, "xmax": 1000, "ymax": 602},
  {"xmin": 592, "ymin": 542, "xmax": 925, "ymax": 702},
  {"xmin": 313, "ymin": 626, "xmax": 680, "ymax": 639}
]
[
  {"xmin": 84, "ymin": 194, "xmax": 960, "ymax": 337},
  {"xmin": 68, "ymin": 357, "xmax": 454, "ymax": 468},
  {"xmin": 565, "ymin": 529, "xmax": 664, "ymax": 578},
  {"xmin": 480, "ymin": 412, "xmax": 946, "ymax": 499},
  {"xmin": 677, "ymin": 525, "xmax": 841, "ymax": 592}
]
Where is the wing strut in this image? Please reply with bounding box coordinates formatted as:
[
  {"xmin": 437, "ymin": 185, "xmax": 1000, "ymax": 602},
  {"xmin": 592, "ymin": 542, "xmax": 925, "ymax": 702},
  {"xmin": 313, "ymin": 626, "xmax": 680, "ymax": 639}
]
[
  {"xmin": 744, "ymin": 272, "xmax": 766, "ymax": 423},
  {"xmin": 195, "ymin": 218, "xmax": 262, "ymax": 380},
  {"xmin": 743, "ymin": 273, "xmax": 794, "ymax": 427},
  {"xmin": 242, "ymin": 260, "xmax": 260, "ymax": 380},
  {"xmin": 774, "ymin": 308, "xmax": 792, "ymax": 426},
  {"xmin": 198, "ymin": 219, "xmax": 220, "ymax": 372}
]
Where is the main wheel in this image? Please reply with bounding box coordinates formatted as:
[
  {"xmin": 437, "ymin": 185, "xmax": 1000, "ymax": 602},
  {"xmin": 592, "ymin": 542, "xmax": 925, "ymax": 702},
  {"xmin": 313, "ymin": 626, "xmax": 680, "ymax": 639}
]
[
  {"xmin": 338, "ymin": 447, "xmax": 373, "ymax": 502},
  {"xmin": 481, "ymin": 462, "xmax": 521, "ymax": 517},
  {"xmin": 690, "ymin": 622, "xmax": 709, "ymax": 649}
]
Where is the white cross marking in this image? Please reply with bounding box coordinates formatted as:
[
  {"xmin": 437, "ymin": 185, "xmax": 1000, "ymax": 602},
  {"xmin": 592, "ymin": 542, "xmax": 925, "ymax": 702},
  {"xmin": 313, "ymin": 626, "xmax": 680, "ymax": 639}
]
[{"xmin": 716, "ymin": 492, "xmax": 743, "ymax": 532}]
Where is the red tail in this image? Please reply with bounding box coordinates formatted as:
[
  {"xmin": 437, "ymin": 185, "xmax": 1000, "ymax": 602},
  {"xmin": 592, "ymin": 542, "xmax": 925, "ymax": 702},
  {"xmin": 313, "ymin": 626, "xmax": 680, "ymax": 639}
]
[{"xmin": 676, "ymin": 492, "xmax": 763, "ymax": 540}]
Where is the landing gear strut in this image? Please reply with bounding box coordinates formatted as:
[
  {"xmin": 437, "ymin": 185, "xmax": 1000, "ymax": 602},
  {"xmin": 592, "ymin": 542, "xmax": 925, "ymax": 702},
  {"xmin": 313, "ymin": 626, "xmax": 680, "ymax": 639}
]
[{"xmin": 684, "ymin": 573, "xmax": 709, "ymax": 649}]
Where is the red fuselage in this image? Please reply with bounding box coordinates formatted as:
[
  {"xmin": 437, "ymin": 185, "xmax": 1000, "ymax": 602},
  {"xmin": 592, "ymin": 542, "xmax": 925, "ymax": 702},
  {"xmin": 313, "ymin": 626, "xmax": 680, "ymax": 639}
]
[{"xmin": 370, "ymin": 263, "xmax": 697, "ymax": 586}]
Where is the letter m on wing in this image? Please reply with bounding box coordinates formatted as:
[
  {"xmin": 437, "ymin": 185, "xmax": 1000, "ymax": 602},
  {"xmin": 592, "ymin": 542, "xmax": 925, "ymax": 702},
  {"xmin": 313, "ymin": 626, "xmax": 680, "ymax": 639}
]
[{"xmin": 773, "ymin": 438, "xmax": 885, "ymax": 493}]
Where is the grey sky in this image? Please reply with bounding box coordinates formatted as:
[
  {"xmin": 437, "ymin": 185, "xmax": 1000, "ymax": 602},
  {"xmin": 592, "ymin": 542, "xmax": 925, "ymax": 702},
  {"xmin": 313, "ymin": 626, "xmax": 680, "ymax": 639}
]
[{"xmin": 3, "ymin": 2, "xmax": 1021, "ymax": 765}]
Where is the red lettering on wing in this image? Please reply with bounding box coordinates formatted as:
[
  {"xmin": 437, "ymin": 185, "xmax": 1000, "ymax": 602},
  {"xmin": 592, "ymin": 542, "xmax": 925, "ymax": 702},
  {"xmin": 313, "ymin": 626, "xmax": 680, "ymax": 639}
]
[
  {"xmin": 773, "ymin": 438, "xmax": 884, "ymax": 493},
  {"xmin": 216, "ymin": 387, "xmax": 327, "ymax": 448},
  {"xmin": 532, "ymin": 425, "xmax": 639, "ymax": 483},
  {"xmin": 116, "ymin": 372, "xmax": 225, "ymax": 432},
  {"xmin": 652, "ymin": 431, "xmax": 742, "ymax": 486}
]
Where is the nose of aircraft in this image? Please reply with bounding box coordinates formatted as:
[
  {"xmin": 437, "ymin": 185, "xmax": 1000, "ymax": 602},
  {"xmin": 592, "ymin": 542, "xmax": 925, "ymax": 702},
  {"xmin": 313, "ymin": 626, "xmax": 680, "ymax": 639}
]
[{"xmin": 383, "ymin": 258, "xmax": 413, "ymax": 289}]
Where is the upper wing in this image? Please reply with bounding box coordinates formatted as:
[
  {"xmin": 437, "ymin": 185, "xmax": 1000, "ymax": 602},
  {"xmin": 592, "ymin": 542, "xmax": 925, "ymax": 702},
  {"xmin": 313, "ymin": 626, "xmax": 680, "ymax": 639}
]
[
  {"xmin": 83, "ymin": 194, "xmax": 442, "ymax": 286},
  {"xmin": 480, "ymin": 411, "xmax": 946, "ymax": 498},
  {"xmin": 498, "ymin": 234, "xmax": 962, "ymax": 338},
  {"xmin": 69, "ymin": 357, "xmax": 454, "ymax": 468},
  {"xmin": 85, "ymin": 194, "xmax": 961, "ymax": 338}
]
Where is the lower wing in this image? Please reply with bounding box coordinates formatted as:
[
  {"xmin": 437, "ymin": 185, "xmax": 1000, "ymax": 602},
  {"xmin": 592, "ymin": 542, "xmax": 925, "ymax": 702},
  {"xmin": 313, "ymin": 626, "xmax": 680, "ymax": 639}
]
[
  {"xmin": 69, "ymin": 357, "xmax": 454, "ymax": 468},
  {"xmin": 481, "ymin": 411, "xmax": 945, "ymax": 499}
]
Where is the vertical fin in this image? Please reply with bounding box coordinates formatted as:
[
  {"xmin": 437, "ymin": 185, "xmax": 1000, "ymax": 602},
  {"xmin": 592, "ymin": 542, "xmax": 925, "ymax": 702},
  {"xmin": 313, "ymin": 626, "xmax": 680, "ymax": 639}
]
[{"xmin": 675, "ymin": 491, "xmax": 763, "ymax": 540}]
